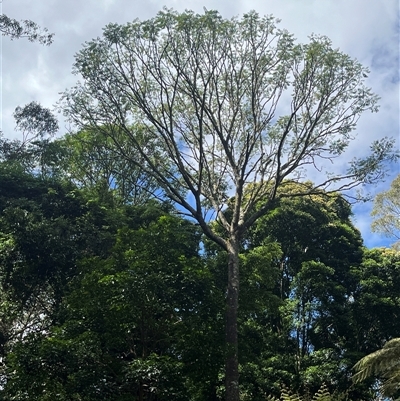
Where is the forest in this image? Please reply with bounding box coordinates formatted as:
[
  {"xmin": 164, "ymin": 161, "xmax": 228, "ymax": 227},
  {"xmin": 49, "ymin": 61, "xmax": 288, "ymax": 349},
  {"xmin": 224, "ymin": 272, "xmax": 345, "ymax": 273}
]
[
  {"xmin": 0, "ymin": 126, "xmax": 399, "ymax": 401},
  {"xmin": 0, "ymin": 8, "xmax": 399, "ymax": 401}
]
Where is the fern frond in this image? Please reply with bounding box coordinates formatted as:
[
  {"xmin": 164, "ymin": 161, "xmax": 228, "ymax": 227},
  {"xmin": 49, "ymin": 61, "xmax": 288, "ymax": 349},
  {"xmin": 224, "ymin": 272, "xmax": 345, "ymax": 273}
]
[
  {"xmin": 381, "ymin": 367, "xmax": 400, "ymax": 396},
  {"xmin": 353, "ymin": 338, "xmax": 400, "ymax": 382},
  {"xmin": 266, "ymin": 384, "xmax": 333, "ymax": 401},
  {"xmin": 277, "ymin": 385, "xmax": 301, "ymax": 401},
  {"xmin": 312, "ymin": 383, "xmax": 331, "ymax": 401},
  {"xmin": 353, "ymin": 337, "xmax": 400, "ymax": 398}
]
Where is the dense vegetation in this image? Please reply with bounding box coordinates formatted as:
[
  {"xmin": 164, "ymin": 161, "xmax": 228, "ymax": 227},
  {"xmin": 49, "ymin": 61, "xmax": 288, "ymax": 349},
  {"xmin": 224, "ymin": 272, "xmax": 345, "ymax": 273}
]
[{"xmin": 0, "ymin": 133, "xmax": 399, "ymax": 401}]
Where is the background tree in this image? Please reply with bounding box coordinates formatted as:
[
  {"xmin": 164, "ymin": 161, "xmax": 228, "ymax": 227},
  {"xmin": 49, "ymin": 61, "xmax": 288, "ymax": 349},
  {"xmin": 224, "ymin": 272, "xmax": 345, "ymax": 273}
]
[
  {"xmin": 0, "ymin": 159, "xmax": 130, "ymax": 391},
  {"xmin": 351, "ymin": 248, "xmax": 400, "ymax": 354},
  {"xmin": 351, "ymin": 248, "xmax": 400, "ymax": 399},
  {"xmin": 60, "ymin": 9, "xmax": 397, "ymax": 401},
  {"xmin": 53, "ymin": 129, "xmax": 160, "ymax": 205},
  {"xmin": 0, "ymin": 102, "xmax": 61, "ymax": 176},
  {"xmin": 248, "ymin": 187, "xmax": 363, "ymax": 394},
  {"xmin": 0, "ymin": 166, "xmax": 112, "ymax": 322},
  {"xmin": 211, "ymin": 186, "xmax": 368, "ymax": 400},
  {"xmin": 371, "ymin": 174, "xmax": 400, "ymax": 249}
]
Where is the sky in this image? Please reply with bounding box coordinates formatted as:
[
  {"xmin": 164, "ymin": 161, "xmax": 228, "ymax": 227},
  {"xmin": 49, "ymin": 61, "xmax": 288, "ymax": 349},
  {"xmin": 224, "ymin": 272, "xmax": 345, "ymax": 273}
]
[{"xmin": 1, "ymin": 0, "xmax": 399, "ymax": 248}]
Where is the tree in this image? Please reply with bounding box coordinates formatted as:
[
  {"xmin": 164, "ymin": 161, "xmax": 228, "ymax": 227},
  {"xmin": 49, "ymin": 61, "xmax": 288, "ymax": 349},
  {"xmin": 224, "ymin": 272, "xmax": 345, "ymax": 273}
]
[
  {"xmin": 0, "ymin": 161, "xmax": 127, "ymax": 344},
  {"xmin": 0, "ymin": 13, "xmax": 53, "ymax": 44},
  {"xmin": 223, "ymin": 186, "xmax": 368, "ymax": 400},
  {"xmin": 351, "ymin": 247, "xmax": 400, "ymax": 353},
  {"xmin": 0, "ymin": 102, "xmax": 60, "ymax": 176},
  {"xmin": 60, "ymin": 9, "xmax": 398, "ymax": 400},
  {"xmin": 13, "ymin": 101, "xmax": 59, "ymax": 142},
  {"xmin": 351, "ymin": 248, "xmax": 400, "ymax": 399},
  {"xmin": 53, "ymin": 129, "xmax": 160, "ymax": 205},
  {"xmin": 0, "ymin": 166, "xmax": 81, "ymax": 301},
  {"xmin": 371, "ymin": 174, "xmax": 400, "ymax": 248},
  {"xmin": 248, "ymin": 188, "xmax": 363, "ymax": 391}
]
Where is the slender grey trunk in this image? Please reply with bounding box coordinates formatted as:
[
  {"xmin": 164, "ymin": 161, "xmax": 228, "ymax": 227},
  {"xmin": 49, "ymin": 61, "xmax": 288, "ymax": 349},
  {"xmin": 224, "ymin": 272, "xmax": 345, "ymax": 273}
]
[{"xmin": 225, "ymin": 237, "xmax": 240, "ymax": 401}]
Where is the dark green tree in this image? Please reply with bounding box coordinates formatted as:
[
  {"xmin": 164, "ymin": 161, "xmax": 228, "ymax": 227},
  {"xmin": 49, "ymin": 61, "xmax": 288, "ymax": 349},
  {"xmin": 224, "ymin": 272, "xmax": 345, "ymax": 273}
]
[
  {"xmin": 3, "ymin": 204, "xmax": 224, "ymax": 401},
  {"xmin": 0, "ymin": 161, "xmax": 127, "ymax": 379},
  {"xmin": 351, "ymin": 247, "xmax": 400, "ymax": 352},
  {"xmin": 351, "ymin": 248, "xmax": 400, "ymax": 399},
  {"xmin": 219, "ymin": 185, "xmax": 368, "ymax": 400}
]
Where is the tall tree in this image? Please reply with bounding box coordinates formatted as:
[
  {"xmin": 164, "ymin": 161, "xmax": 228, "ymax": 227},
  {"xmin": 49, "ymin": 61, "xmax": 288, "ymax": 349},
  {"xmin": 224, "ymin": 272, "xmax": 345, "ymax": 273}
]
[
  {"xmin": 371, "ymin": 174, "xmax": 400, "ymax": 248},
  {"xmin": 60, "ymin": 9, "xmax": 398, "ymax": 400}
]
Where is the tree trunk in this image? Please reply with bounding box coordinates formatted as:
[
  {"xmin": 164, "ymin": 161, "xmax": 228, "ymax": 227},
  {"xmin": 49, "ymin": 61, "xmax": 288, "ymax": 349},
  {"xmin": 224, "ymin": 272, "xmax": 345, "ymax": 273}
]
[{"xmin": 225, "ymin": 238, "xmax": 240, "ymax": 401}]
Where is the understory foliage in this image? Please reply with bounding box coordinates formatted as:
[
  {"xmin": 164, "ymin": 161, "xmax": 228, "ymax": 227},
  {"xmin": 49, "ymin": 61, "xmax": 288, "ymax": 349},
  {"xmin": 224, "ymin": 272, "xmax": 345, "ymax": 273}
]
[
  {"xmin": 266, "ymin": 384, "xmax": 332, "ymax": 401},
  {"xmin": 353, "ymin": 337, "xmax": 400, "ymax": 400}
]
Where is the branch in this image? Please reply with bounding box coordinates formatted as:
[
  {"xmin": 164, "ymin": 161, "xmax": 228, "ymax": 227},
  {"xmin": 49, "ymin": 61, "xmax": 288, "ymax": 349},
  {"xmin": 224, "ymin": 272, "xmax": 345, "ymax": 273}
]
[{"xmin": 0, "ymin": 14, "xmax": 54, "ymax": 45}]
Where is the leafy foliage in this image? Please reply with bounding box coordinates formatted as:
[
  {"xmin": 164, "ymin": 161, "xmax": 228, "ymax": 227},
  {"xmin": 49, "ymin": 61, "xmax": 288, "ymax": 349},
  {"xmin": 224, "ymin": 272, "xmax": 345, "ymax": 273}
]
[
  {"xmin": 13, "ymin": 102, "xmax": 59, "ymax": 141},
  {"xmin": 0, "ymin": 14, "xmax": 53, "ymax": 44},
  {"xmin": 2, "ymin": 202, "xmax": 225, "ymax": 400},
  {"xmin": 371, "ymin": 174, "xmax": 400, "ymax": 248},
  {"xmin": 53, "ymin": 129, "xmax": 160, "ymax": 205},
  {"xmin": 351, "ymin": 248, "xmax": 400, "ymax": 399},
  {"xmin": 0, "ymin": 103, "xmax": 62, "ymax": 176},
  {"xmin": 351, "ymin": 248, "xmax": 400, "ymax": 353}
]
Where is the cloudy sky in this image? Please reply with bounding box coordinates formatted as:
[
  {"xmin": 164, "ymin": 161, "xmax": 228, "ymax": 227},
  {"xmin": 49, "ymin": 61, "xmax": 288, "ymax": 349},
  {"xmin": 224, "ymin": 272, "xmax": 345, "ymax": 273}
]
[{"xmin": 1, "ymin": 0, "xmax": 399, "ymax": 248}]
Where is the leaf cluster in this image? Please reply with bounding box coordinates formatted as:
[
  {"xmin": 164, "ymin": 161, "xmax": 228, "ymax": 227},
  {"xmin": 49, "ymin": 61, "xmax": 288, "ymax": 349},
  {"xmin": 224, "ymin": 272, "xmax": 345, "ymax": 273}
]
[{"xmin": 0, "ymin": 14, "xmax": 53, "ymax": 45}]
